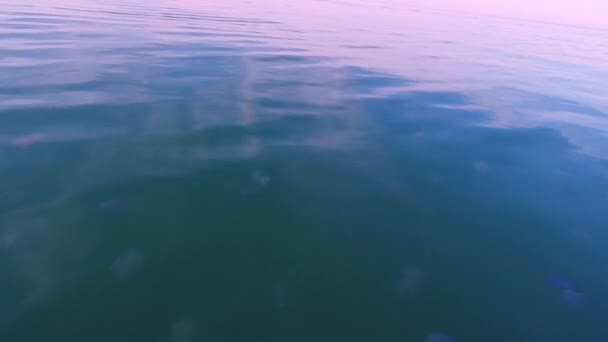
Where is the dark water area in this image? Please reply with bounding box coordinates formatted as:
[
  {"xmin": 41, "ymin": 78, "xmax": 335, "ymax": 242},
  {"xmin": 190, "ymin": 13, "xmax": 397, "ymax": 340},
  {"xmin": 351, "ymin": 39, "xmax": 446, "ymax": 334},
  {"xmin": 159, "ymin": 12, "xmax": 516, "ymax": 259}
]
[{"xmin": 1, "ymin": 0, "xmax": 608, "ymax": 341}]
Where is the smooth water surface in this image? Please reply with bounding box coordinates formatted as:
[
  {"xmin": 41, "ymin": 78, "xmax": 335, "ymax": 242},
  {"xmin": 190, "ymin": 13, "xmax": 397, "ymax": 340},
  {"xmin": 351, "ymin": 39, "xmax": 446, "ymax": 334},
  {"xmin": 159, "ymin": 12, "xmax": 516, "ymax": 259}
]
[{"xmin": 1, "ymin": 0, "xmax": 608, "ymax": 341}]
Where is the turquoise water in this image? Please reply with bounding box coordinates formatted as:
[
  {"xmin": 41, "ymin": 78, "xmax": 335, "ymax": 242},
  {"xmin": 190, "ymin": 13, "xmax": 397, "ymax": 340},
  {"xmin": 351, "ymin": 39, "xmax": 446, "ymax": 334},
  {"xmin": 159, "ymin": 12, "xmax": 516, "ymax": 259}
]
[{"xmin": 1, "ymin": 1, "xmax": 608, "ymax": 341}]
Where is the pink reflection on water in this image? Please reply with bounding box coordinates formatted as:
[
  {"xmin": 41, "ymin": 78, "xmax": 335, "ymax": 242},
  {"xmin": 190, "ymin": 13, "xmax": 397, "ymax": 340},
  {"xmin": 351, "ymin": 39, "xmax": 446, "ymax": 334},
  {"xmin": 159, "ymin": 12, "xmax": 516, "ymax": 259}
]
[
  {"xmin": 4, "ymin": 0, "xmax": 607, "ymax": 155},
  {"xmin": 13, "ymin": 133, "xmax": 46, "ymax": 149},
  {"xmin": 405, "ymin": 0, "xmax": 608, "ymax": 29}
]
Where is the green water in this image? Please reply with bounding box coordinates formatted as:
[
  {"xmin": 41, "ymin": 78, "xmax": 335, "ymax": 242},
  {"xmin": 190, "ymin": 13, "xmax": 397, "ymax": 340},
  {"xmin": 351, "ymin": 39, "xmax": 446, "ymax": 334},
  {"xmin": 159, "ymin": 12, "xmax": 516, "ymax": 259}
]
[{"xmin": 1, "ymin": 0, "xmax": 608, "ymax": 341}]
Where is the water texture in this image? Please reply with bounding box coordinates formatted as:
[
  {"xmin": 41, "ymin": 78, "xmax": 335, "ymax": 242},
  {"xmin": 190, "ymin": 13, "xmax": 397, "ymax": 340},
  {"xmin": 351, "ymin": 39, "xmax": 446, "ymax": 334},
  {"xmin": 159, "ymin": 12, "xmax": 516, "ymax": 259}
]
[{"xmin": 1, "ymin": 0, "xmax": 608, "ymax": 341}]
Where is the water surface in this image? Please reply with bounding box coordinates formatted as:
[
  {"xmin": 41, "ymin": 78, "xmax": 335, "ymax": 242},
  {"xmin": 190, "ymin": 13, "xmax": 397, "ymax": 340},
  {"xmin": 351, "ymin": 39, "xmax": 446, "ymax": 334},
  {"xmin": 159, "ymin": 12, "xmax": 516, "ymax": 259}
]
[{"xmin": 1, "ymin": 0, "xmax": 608, "ymax": 341}]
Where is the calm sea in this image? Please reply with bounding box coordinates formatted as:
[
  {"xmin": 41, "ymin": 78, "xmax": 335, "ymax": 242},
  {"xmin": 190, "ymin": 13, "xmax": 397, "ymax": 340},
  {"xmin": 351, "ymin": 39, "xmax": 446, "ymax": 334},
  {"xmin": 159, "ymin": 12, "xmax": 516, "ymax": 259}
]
[{"xmin": 1, "ymin": 0, "xmax": 608, "ymax": 341}]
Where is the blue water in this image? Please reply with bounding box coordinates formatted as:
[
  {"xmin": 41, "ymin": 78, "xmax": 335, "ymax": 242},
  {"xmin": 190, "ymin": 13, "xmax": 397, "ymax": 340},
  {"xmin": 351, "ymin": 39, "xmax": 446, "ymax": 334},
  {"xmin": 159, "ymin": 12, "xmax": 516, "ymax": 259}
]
[{"xmin": 1, "ymin": 0, "xmax": 608, "ymax": 341}]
